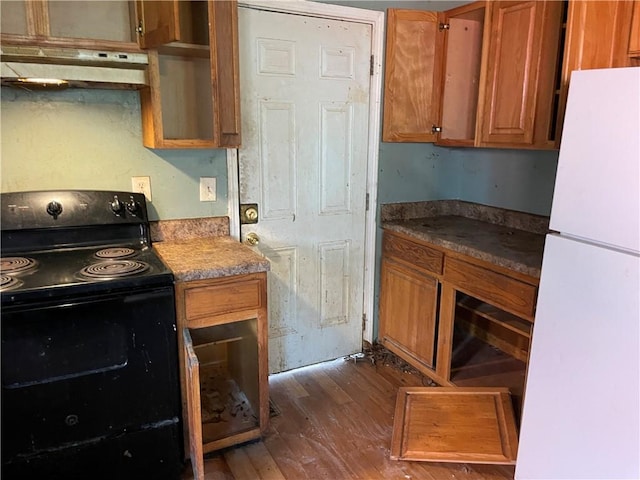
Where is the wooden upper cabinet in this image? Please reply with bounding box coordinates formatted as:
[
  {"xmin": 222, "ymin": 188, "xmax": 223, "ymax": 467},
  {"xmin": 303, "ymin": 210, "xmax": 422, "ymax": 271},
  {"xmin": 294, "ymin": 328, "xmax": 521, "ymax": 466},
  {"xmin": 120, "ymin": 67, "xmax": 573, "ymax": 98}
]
[
  {"xmin": 0, "ymin": 0, "xmax": 140, "ymax": 51},
  {"xmin": 382, "ymin": 9, "xmax": 444, "ymax": 142},
  {"xmin": 382, "ymin": 1, "xmax": 561, "ymax": 150},
  {"xmin": 477, "ymin": 1, "xmax": 563, "ymax": 149},
  {"xmin": 138, "ymin": 0, "xmax": 241, "ymax": 149}
]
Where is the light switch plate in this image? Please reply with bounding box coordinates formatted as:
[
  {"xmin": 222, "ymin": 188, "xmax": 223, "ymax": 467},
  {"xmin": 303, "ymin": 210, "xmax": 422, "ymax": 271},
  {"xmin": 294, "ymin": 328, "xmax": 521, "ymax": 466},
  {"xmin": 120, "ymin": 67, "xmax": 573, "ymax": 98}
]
[
  {"xmin": 199, "ymin": 177, "xmax": 216, "ymax": 201},
  {"xmin": 131, "ymin": 176, "xmax": 152, "ymax": 201}
]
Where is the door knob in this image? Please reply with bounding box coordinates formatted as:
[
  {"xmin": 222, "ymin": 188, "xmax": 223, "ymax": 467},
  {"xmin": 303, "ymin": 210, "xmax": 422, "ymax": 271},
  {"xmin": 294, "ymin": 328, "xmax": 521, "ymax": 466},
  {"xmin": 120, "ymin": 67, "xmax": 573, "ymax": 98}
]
[{"xmin": 245, "ymin": 232, "xmax": 260, "ymax": 246}]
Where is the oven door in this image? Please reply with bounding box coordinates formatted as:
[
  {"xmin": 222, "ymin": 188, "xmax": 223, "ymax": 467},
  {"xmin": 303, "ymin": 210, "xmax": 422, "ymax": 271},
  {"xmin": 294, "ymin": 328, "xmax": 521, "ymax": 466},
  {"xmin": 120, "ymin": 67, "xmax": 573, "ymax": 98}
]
[{"xmin": 1, "ymin": 286, "xmax": 182, "ymax": 479}]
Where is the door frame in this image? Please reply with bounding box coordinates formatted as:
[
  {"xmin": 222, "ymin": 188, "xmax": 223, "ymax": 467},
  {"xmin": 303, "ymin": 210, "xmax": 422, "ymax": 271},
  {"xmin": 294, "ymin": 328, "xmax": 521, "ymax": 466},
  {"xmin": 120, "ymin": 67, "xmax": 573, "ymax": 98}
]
[{"xmin": 226, "ymin": 0, "xmax": 384, "ymax": 344}]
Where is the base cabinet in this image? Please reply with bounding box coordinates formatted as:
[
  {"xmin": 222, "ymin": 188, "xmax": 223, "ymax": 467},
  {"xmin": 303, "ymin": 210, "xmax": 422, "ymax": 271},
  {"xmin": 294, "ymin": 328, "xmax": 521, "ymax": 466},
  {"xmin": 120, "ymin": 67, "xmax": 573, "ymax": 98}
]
[
  {"xmin": 378, "ymin": 230, "xmax": 538, "ymax": 413},
  {"xmin": 175, "ymin": 273, "xmax": 268, "ymax": 480}
]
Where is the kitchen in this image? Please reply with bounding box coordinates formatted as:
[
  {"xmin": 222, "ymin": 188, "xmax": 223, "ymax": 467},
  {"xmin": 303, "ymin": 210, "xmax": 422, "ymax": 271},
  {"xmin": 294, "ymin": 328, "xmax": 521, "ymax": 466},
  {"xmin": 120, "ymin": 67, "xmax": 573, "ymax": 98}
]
[{"xmin": 1, "ymin": 1, "xmax": 639, "ymax": 479}]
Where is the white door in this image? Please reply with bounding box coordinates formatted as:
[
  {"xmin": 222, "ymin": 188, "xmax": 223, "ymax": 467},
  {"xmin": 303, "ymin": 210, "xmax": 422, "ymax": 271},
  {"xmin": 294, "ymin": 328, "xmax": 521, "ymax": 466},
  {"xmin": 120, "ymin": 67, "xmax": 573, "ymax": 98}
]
[{"xmin": 238, "ymin": 6, "xmax": 372, "ymax": 373}]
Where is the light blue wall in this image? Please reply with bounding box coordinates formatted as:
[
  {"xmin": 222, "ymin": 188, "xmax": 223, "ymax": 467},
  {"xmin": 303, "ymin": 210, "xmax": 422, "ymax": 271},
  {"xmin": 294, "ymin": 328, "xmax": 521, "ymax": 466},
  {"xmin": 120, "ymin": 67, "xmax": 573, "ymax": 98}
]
[
  {"xmin": 0, "ymin": 87, "xmax": 228, "ymax": 221},
  {"xmin": 0, "ymin": 0, "xmax": 559, "ymax": 342},
  {"xmin": 449, "ymin": 148, "xmax": 559, "ymax": 216}
]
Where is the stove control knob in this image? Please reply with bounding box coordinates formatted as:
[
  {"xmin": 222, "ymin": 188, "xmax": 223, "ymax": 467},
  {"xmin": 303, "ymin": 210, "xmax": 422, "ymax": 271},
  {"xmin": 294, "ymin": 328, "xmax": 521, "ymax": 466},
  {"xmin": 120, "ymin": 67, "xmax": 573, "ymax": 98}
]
[
  {"xmin": 126, "ymin": 196, "xmax": 141, "ymax": 217},
  {"xmin": 46, "ymin": 200, "xmax": 63, "ymax": 219},
  {"xmin": 111, "ymin": 196, "xmax": 125, "ymax": 216}
]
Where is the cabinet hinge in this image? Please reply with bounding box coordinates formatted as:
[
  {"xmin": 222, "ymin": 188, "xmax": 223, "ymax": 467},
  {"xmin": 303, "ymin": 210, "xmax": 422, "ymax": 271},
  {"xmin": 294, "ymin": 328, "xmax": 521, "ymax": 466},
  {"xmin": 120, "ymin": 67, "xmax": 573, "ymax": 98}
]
[
  {"xmin": 136, "ymin": 20, "xmax": 143, "ymax": 35},
  {"xmin": 439, "ymin": 22, "xmax": 450, "ymax": 31},
  {"xmin": 432, "ymin": 125, "xmax": 442, "ymax": 134},
  {"xmin": 365, "ymin": 192, "xmax": 370, "ymax": 211},
  {"xmin": 370, "ymin": 55, "xmax": 374, "ymax": 76},
  {"xmin": 362, "ymin": 313, "xmax": 367, "ymax": 331}
]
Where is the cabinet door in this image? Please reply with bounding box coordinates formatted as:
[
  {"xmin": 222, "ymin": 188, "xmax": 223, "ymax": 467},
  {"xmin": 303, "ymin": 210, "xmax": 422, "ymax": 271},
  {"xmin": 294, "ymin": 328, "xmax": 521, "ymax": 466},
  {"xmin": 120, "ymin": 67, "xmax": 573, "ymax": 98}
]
[
  {"xmin": 382, "ymin": 9, "xmax": 444, "ymax": 142},
  {"xmin": 477, "ymin": 1, "xmax": 562, "ymax": 148},
  {"xmin": 209, "ymin": 0, "xmax": 241, "ymax": 148},
  {"xmin": 378, "ymin": 258, "xmax": 439, "ymax": 369},
  {"xmin": 437, "ymin": 1, "xmax": 487, "ymax": 147},
  {"xmin": 183, "ymin": 328, "xmax": 205, "ymax": 480},
  {"xmin": 135, "ymin": 0, "xmax": 209, "ymax": 49},
  {"xmin": 135, "ymin": 0, "xmax": 180, "ymax": 49}
]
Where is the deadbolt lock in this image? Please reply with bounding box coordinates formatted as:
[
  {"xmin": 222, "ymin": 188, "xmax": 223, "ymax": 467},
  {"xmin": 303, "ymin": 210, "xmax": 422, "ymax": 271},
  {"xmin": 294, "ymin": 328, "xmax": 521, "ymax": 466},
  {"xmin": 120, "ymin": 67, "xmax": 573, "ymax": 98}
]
[{"xmin": 240, "ymin": 203, "xmax": 259, "ymax": 224}]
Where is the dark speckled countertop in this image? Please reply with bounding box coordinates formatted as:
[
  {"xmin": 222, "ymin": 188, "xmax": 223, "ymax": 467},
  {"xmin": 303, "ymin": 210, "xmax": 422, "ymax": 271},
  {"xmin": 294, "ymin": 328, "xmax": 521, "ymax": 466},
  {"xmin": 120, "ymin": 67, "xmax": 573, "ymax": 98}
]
[
  {"xmin": 150, "ymin": 216, "xmax": 270, "ymax": 282},
  {"xmin": 381, "ymin": 201, "xmax": 548, "ymax": 278}
]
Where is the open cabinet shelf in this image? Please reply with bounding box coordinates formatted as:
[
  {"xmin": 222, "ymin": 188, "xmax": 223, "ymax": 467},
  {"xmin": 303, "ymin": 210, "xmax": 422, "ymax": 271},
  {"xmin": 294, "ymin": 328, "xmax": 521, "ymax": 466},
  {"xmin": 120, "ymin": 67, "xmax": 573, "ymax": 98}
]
[{"xmin": 450, "ymin": 293, "xmax": 531, "ymax": 418}]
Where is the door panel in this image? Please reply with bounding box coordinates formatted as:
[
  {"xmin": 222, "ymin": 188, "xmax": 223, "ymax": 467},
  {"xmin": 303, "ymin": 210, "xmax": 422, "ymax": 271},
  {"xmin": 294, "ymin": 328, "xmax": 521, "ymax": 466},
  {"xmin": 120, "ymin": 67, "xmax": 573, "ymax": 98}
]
[{"xmin": 238, "ymin": 7, "xmax": 371, "ymax": 373}]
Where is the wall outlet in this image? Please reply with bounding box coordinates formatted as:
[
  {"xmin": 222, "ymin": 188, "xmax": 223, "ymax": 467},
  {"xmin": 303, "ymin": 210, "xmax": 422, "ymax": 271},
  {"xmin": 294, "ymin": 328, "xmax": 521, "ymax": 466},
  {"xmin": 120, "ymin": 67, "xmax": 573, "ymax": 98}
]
[
  {"xmin": 131, "ymin": 176, "xmax": 152, "ymax": 201},
  {"xmin": 199, "ymin": 177, "xmax": 217, "ymax": 202}
]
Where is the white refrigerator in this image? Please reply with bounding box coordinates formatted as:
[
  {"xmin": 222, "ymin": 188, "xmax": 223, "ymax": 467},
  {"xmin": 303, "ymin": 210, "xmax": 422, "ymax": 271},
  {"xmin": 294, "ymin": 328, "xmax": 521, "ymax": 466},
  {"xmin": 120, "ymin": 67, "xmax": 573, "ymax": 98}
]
[{"xmin": 515, "ymin": 67, "xmax": 640, "ymax": 479}]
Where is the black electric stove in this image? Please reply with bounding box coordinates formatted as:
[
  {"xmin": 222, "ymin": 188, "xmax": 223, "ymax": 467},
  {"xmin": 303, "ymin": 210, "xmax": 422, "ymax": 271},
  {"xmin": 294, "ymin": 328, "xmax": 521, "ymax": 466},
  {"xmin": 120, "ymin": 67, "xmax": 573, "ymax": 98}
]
[
  {"xmin": 1, "ymin": 190, "xmax": 173, "ymax": 304},
  {"xmin": 0, "ymin": 190, "xmax": 183, "ymax": 480}
]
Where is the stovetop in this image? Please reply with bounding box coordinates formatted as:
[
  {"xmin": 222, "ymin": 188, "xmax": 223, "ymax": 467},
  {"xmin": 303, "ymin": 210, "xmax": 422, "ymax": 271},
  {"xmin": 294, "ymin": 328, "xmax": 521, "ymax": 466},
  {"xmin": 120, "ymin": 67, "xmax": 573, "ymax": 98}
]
[
  {"xmin": 0, "ymin": 243, "xmax": 173, "ymax": 305},
  {"xmin": 0, "ymin": 190, "xmax": 174, "ymax": 305}
]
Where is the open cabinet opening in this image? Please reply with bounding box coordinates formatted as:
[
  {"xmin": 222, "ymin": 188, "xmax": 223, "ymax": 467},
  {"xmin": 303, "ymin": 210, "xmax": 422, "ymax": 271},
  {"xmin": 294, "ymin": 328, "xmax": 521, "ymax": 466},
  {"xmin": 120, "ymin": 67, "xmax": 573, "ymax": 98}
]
[
  {"xmin": 449, "ymin": 293, "xmax": 532, "ymax": 420},
  {"xmin": 185, "ymin": 319, "xmax": 260, "ymax": 447}
]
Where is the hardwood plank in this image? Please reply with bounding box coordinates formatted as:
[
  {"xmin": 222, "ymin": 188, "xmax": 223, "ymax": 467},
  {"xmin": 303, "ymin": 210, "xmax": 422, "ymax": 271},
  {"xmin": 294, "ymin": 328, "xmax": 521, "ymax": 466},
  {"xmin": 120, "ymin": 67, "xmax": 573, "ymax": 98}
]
[
  {"xmin": 223, "ymin": 449, "xmax": 260, "ymax": 479},
  {"xmin": 184, "ymin": 355, "xmax": 516, "ymax": 480},
  {"xmin": 308, "ymin": 368, "xmax": 352, "ymax": 405},
  {"xmin": 243, "ymin": 442, "xmax": 286, "ymax": 480}
]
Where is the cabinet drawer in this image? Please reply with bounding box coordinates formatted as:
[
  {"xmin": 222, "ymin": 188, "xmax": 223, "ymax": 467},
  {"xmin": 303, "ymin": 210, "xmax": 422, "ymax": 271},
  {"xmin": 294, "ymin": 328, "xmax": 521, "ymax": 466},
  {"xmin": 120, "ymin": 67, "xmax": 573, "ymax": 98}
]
[
  {"xmin": 384, "ymin": 233, "xmax": 443, "ymax": 275},
  {"xmin": 183, "ymin": 277, "xmax": 265, "ymax": 323},
  {"xmin": 445, "ymin": 258, "xmax": 537, "ymax": 318}
]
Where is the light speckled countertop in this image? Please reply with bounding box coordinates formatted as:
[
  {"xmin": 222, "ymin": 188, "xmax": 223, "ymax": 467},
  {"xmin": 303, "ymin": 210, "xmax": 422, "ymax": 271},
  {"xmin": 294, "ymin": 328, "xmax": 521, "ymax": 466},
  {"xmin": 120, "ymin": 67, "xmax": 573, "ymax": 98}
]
[
  {"xmin": 150, "ymin": 216, "xmax": 269, "ymax": 281},
  {"xmin": 154, "ymin": 236, "xmax": 270, "ymax": 282},
  {"xmin": 382, "ymin": 201, "xmax": 548, "ymax": 278}
]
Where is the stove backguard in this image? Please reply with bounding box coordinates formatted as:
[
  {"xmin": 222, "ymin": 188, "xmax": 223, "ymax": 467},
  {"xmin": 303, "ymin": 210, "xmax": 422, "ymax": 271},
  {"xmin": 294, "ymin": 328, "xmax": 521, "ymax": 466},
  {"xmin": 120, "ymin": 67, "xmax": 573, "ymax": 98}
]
[{"xmin": 1, "ymin": 190, "xmax": 151, "ymax": 254}]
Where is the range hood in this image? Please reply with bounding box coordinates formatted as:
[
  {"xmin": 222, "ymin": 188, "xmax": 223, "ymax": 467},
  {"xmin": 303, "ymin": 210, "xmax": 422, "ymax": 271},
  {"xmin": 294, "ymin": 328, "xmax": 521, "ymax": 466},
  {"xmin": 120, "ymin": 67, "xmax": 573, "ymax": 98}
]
[{"xmin": 1, "ymin": 45, "xmax": 148, "ymax": 89}]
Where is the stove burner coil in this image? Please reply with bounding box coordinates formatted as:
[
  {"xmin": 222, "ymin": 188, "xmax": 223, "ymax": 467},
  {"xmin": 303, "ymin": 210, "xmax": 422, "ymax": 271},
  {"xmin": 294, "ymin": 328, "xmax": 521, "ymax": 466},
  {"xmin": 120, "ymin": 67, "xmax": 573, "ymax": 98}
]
[
  {"xmin": 0, "ymin": 257, "xmax": 38, "ymax": 274},
  {"xmin": 79, "ymin": 260, "xmax": 149, "ymax": 279},
  {"xmin": 95, "ymin": 248, "xmax": 136, "ymax": 259},
  {"xmin": 0, "ymin": 275, "xmax": 23, "ymax": 291}
]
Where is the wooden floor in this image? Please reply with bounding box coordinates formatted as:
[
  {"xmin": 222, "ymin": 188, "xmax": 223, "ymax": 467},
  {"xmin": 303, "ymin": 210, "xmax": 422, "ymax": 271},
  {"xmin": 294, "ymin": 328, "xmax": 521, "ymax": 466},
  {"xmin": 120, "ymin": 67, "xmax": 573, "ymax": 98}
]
[{"xmin": 182, "ymin": 355, "xmax": 516, "ymax": 480}]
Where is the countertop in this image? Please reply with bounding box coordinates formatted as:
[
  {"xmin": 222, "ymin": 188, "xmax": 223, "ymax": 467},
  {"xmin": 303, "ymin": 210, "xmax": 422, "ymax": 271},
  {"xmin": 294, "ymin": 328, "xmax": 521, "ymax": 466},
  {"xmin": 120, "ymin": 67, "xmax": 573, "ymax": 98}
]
[
  {"xmin": 154, "ymin": 236, "xmax": 270, "ymax": 283},
  {"xmin": 381, "ymin": 201, "xmax": 548, "ymax": 278}
]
